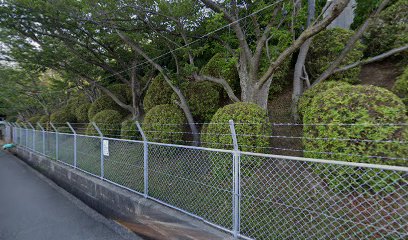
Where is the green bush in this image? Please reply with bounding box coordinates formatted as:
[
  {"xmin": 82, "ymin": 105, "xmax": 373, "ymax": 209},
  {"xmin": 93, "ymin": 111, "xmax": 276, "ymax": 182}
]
[
  {"xmin": 200, "ymin": 52, "xmax": 240, "ymax": 96},
  {"xmin": 202, "ymin": 102, "xmax": 271, "ymax": 152},
  {"xmin": 298, "ymin": 81, "xmax": 351, "ymax": 118},
  {"xmin": 202, "ymin": 102, "xmax": 271, "ymax": 177},
  {"xmin": 85, "ymin": 110, "xmax": 123, "ymax": 137},
  {"xmin": 120, "ymin": 119, "xmax": 141, "ymax": 140},
  {"xmin": 143, "ymin": 104, "xmax": 185, "ymax": 144},
  {"xmin": 304, "ymin": 84, "xmax": 408, "ymax": 193},
  {"xmin": 364, "ymin": 0, "xmax": 408, "ymax": 57},
  {"xmin": 66, "ymin": 94, "xmax": 89, "ymax": 113},
  {"xmin": 50, "ymin": 109, "xmax": 77, "ymax": 133},
  {"xmin": 28, "ymin": 115, "xmax": 41, "ymax": 124},
  {"xmin": 143, "ymin": 75, "xmax": 174, "ymax": 112},
  {"xmin": 38, "ymin": 115, "xmax": 50, "ymax": 130},
  {"xmin": 107, "ymin": 84, "xmax": 133, "ymax": 104},
  {"xmin": 393, "ymin": 66, "xmax": 408, "ymax": 105},
  {"xmin": 88, "ymin": 96, "xmax": 127, "ymax": 120},
  {"xmin": 306, "ymin": 28, "xmax": 365, "ymax": 84},
  {"xmin": 171, "ymin": 81, "xmax": 220, "ymax": 122},
  {"xmin": 75, "ymin": 103, "xmax": 91, "ymax": 123}
]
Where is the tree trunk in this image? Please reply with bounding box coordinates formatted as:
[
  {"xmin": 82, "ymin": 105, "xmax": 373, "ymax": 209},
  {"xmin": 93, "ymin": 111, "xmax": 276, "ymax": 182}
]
[{"xmin": 291, "ymin": 0, "xmax": 315, "ymax": 122}]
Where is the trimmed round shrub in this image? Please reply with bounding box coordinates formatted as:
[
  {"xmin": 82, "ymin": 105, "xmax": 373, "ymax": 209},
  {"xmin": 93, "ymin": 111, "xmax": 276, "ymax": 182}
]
[
  {"xmin": 85, "ymin": 110, "xmax": 123, "ymax": 137},
  {"xmin": 393, "ymin": 66, "xmax": 408, "ymax": 105},
  {"xmin": 171, "ymin": 81, "xmax": 220, "ymax": 122},
  {"xmin": 200, "ymin": 52, "xmax": 240, "ymax": 96},
  {"xmin": 107, "ymin": 84, "xmax": 133, "ymax": 104},
  {"xmin": 307, "ymin": 28, "xmax": 365, "ymax": 84},
  {"xmin": 88, "ymin": 96, "xmax": 127, "ymax": 120},
  {"xmin": 298, "ymin": 81, "xmax": 351, "ymax": 117},
  {"xmin": 66, "ymin": 94, "xmax": 89, "ymax": 113},
  {"xmin": 364, "ymin": 0, "xmax": 408, "ymax": 57},
  {"xmin": 50, "ymin": 109, "xmax": 77, "ymax": 133},
  {"xmin": 143, "ymin": 104, "xmax": 185, "ymax": 144},
  {"xmin": 143, "ymin": 75, "xmax": 174, "ymax": 112},
  {"xmin": 304, "ymin": 84, "xmax": 408, "ymax": 193},
  {"xmin": 38, "ymin": 115, "xmax": 49, "ymax": 130},
  {"xmin": 202, "ymin": 102, "xmax": 271, "ymax": 177},
  {"xmin": 202, "ymin": 102, "xmax": 271, "ymax": 153},
  {"xmin": 120, "ymin": 119, "xmax": 141, "ymax": 140},
  {"xmin": 75, "ymin": 103, "xmax": 91, "ymax": 123},
  {"xmin": 28, "ymin": 115, "xmax": 41, "ymax": 124},
  {"xmin": 50, "ymin": 109, "xmax": 76, "ymax": 124}
]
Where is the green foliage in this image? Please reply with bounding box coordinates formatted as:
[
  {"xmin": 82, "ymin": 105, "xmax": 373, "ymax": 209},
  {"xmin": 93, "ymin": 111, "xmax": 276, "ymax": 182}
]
[
  {"xmin": 143, "ymin": 75, "xmax": 174, "ymax": 112},
  {"xmin": 171, "ymin": 81, "xmax": 220, "ymax": 122},
  {"xmin": 86, "ymin": 110, "xmax": 123, "ymax": 136},
  {"xmin": 120, "ymin": 119, "xmax": 141, "ymax": 140},
  {"xmin": 28, "ymin": 115, "xmax": 41, "ymax": 124},
  {"xmin": 50, "ymin": 109, "xmax": 76, "ymax": 124},
  {"xmin": 202, "ymin": 102, "xmax": 271, "ymax": 177},
  {"xmin": 38, "ymin": 115, "xmax": 50, "ymax": 130},
  {"xmin": 258, "ymin": 28, "xmax": 292, "ymax": 99},
  {"xmin": 107, "ymin": 84, "xmax": 132, "ymax": 104},
  {"xmin": 66, "ymin": 94, "xmax": 89, "ymax": 113},
  {"xmin": 88, "ymin": 96, "xmax": 127, "ymax": 120},
  {"xmin": 143, "ymin": 104, "xmax": 185, "ymax": 144},
  {"xmin": 75, "ymin": 103, "xmax": 91, "ymax": 123},
  {"xmin": 203, "ymin": 102, "xmax": 270, "ymax": 152},
  {"xmin": 303, "ymin": 84, "xmax": 408, "ymax": 193},
  {"xmin": 393, "ymin": 66, "xmax": 408, "ymax": 105},
  {"xmin": 298, "ymin": 81, "xmax": 351, "ymax": 118},
  {"xmin": 364, "ymin": 0, "xmax": 408, "ymax": 57},
  {"xmin": 351, "ymin": 0, "xmax": 382, "ymax": 29},
  {"xmin": 200, "ymin": 53, "xmax": 240, "ymax": 95},
  {"xmin": 307, "ymin": 28, "xmax": 365, "ymax": 84}
]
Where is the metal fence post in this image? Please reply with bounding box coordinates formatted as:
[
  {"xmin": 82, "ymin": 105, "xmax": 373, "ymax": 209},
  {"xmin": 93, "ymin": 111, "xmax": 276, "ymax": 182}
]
[
  {"xmin": 15, "ymin": 123, "xmax": 21, "ymax": 145},
  {"xmin": 37, "ymin": 123, "xmax": 45, "ymax": 155},
  {"xmin": 27, "ymin": 122, "xmax": 35, "ymax": 151},
  {"xmin": 92, "ymin": 122, "xmax": 104, "ymax": 180},
  {"xmin": 67, "ymin": 122, "xmax": 77, "ymax": 169},
  {"xmin": 50, "ymin": 122, "xmax": 58, "ymax": 160},
  {"xmin": 136, "ymin": 121, "xmax": 148, "ymax": 198},
  {"xmin": 229, "ymin": 120, "xmax": 240, "ymax": 238}
]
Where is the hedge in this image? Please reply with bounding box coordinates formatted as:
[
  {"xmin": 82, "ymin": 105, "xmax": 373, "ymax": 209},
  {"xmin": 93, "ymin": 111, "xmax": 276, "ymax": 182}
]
[
  {"xmin": 393, "ymin": 66, "xmax": 408, "ymax": 105},
  {"xmin": 303, "ymin": 84, "xmax": 408, "ymax": 193},
  {"xmin": 298, "ymin": 81, "xmax": 351, "ymax": 118},
  {"xmin": 364, "ymin": 0, "xmax": 408, "ymax": 57},
  {"xmin": 107, "ymin": 84, "xmax": 133, "ymax": 104},
  {"xmin": 120, "ymin": 119, "xmax": 141, "ymax": 140},
  {"xmin": 143, "ymin": 75, "xmax": 174, "ymax": 112},
  {"xmin": 171, "ymin": 81, "xmax": 220, "ymax": 122},
  {"xmin": 143, "ymin": 104, "xmax": 185, "ymax": 144},
  {"xmin": 307, "ymin": 28, "xmax": 365, "ymax": 84},
  {"xmin": 75, "ymin": 103, "xmax": 91, "ymax": 123},
  {"xmin": 200, "ymin": 53, "xmax": 240, "ymax": 96},
  {"xmin": 66, "ymin": 94, "xmax": 89, "ymax": 113},
  {"xmin": 85, "ymin": 110, "xmax": 123, "ymax": 137},
  {"xmin": 28, "ymin": 115, "xmax": 41, "ymax": 124},
  {"xmin": 88, "ymin": 96, "xmax": 127, "ymax": 120}
]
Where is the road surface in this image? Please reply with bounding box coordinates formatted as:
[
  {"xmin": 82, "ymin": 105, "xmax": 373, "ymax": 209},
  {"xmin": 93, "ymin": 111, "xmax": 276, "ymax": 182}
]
[{"xmin": 0, "ymin": 151, "xmax": 140, "ymax": 240}]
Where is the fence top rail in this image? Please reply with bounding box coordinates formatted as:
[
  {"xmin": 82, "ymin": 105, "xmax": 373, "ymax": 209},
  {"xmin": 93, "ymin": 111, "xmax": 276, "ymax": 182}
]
[{"xmin": 240, "ymin": 151, "xmax": 408, "ymax": 172}]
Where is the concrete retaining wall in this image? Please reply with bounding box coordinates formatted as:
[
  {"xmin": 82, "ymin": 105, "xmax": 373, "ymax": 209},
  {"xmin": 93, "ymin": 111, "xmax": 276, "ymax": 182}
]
[{"xmin": 12, "ymin": 147, "xmax": 230, "ymax": 240}]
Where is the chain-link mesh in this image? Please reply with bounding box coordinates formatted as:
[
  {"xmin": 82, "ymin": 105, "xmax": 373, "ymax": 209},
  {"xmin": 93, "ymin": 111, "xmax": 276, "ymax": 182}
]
[
  {"xmin": 20, "ymin": 128, "xmax": 26, "ymax": 147},
  {"xmin": 76, "ymin": 135, "xmax": 101, "ymax": 176},
  {"xmin": 148, "ymin": 143, "xmax": 234, "ymax": 229},
  {"xmin": 104, "ymin": 139, "xmax": 144, "ymax": 193},
  {"xmin": 44, "ymin": 131, "xmax": 56, "ymax": 159},
  {"xmin": 34, "ymin": 130, "xmax": 44, "ymax": 154},
  {"xmin": 57, "ymin": 133, "xmax": 75, "ymax": 166},
  {"xmin": 26, "ymin": 129, "xmax": 33, "ymax": 149},
  {"xmin": 240, "ymin": 152, "xmax": 408, "ymax": 239}
]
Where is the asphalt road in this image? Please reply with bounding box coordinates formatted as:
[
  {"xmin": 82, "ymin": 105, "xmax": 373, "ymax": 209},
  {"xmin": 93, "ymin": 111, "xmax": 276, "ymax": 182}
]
[{"xmin": 0, "ymin": 151, "xmax": 140, "ymax": 240}]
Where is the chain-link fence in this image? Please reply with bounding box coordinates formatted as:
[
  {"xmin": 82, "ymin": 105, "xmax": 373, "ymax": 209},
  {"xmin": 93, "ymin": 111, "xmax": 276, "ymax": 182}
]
[{"xmin": 9, "ymin": 123, "xmax": 408, "ymax": 240}]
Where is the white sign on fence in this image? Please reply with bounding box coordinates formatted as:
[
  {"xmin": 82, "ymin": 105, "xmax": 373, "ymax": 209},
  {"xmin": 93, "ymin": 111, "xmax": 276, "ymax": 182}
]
[{"xmin": 103, "ymin": 140, "xmax": 109, "ymax": 156}]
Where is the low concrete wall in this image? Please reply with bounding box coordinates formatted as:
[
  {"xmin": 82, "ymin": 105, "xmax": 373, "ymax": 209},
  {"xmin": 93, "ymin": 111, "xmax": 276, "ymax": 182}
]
[{"xmin": 13, "ymin": 147, "xmax": 231, "ymax": 240}]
